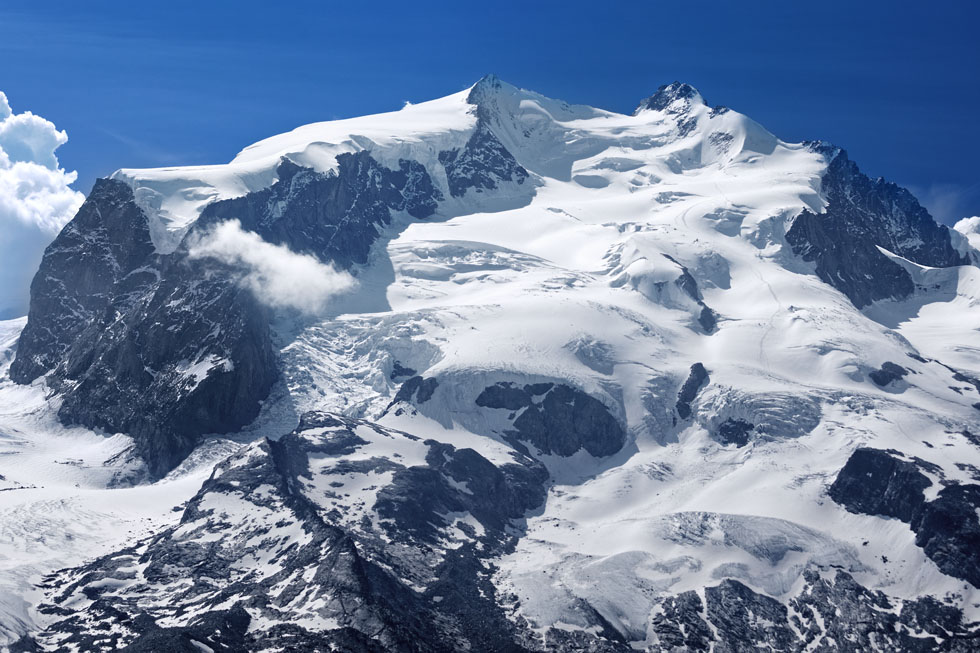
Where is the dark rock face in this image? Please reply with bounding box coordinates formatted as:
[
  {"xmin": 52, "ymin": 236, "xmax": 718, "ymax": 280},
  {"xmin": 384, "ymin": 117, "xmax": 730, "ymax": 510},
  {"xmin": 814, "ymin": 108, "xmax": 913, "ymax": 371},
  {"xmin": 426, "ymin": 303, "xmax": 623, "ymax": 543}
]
[
  {"xmin": 54, "ymin": 259, "xmax": 278, "ymax": 477},
  {"xmin": 384, "ymin": 375, "xmax": 439, "ymax": 418},
  {"xmin": 698, "ymin": 306, "xmax": 718, "ymax": 332},
  {"xmin": 439, "ymin": 122, "xmax": 528, "ymax": 198},
  {"xmin": 829, "ymin": 447, "xmax": 980, "ymax": 589},
  {"xmin": 9, "ymin": 180, "xmax": 279, "ymax": 478},
  {"xmin": 10, "ymin": 153, "xmax": 445, "ymax": 477},
  {"xmin": 676, "ymin": 362, "xmax": 709, "ymax": 420},
  {"xmin": 637, "ymin": 81, "xmax": 701, "ymax": 113},
  {"xmin": 635, "ymin": 82, "xmax": 703, "ymax": 136},
  {"xmin": 10, "ymin": 179, "xmax": 157, "ymax": 384},
  {"xmin": 375, "ymin": 440, "xmax": 547, "ymax": 548},
  {"xmin": 788, "ymin": 569, "xmax": 968, "ymax": 651},
  {"xmin": 198, "ymin": 154, "xmax": 441, "ymax": 268},
  {"xmin": 900, "ymin": 595, "xmax": 968, "ymax": 641},
  {"xmin": 390, "ymin": 375, "xmax": 439, "ymax": 406},
  {"xmin": 476, "ymin": 382, "xmax": 625, "ymax": 457},
  {"xmin": 706, "ymin": 579, "xmax": 797, "ymax": 652},
  {"xmin": 870, "ymin": 361, "xmax": 910, "ymax": 387},
  {"xmin": 291, "ymin": 411, "xmax": 373, "ymax": 454},
  {"xmin": 912, "ymin": 484, "xmax": 980, "ymax": 588},
  {"xmin": 650, "ymin": 591, "xmax": 713, "ymax": 651},
  {"xmin": 26, "ymin": 413, "xmax": 548, "ymax": 652},
  {"xmin": 33, "ymin": 431, "xmax": 443, "ymax": 652},
  {"xmin": 663, "ymin": 253, "xmax": 718, "ymax": 333},
  {"xmin": 828, "ymin": 447, "xmax": 931, "ymax": 522},
  {"xmin": 786, "ymin": 143, "xmax": 966, "ymax": 308},
  {"xmin": 390, "ymin": 360, "xmax": 416, "ymax": 379},
  {"xmin": 714, "ymin": 418, "xmax": 754, "ymax": 447},
  {"xmin": 437, "ymin": 74, "xmax": 530, "ymax": 197},
  {"xmin": 648, "ymin": 570, "xmax": 978, "ymax": 652}
]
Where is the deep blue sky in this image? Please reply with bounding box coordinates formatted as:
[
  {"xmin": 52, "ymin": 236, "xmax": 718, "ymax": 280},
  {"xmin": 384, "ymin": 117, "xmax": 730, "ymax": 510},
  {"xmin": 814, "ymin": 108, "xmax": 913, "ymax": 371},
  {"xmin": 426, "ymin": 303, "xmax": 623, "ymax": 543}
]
[{"xmin": 2, "ymin": 1, "xmax": 977, "ymax": 223}]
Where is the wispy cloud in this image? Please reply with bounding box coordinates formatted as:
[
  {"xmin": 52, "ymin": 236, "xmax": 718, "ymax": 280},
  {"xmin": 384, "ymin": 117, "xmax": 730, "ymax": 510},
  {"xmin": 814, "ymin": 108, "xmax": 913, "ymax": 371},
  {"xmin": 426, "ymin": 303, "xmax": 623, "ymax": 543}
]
[
  {"xmin": 187, "ymin": 220, "xmax": 356, "ymax": 315},
  {"xmin": 96, "ymin": 127, "xmax": 199, "ymax": 167},
  {"xmin": 907, "ymin": 181, "xmax": 980, "ymax": 226}
]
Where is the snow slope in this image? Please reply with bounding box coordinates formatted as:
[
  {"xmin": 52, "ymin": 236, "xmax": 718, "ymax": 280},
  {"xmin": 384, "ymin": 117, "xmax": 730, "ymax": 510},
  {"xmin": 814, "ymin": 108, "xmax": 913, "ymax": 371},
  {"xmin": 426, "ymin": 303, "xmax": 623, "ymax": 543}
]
[
  {"xmin": 111, "ymin": 89, "xmax": 478, "ymax": 253},
  {"xmin": 0, "ymin": 319, "xmax": 238, "ymax": 646},
  {"xmin": 3, "ymin": 77, "xmax": 980, "ymax": 649}
]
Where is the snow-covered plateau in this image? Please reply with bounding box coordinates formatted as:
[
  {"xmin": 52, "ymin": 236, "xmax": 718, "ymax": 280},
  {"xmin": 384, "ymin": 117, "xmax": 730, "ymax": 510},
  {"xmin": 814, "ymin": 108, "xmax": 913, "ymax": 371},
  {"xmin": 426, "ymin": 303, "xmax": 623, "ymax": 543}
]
[{"xmin": 1, "ymin": 76, "xmax": 979, "ymax": 651}]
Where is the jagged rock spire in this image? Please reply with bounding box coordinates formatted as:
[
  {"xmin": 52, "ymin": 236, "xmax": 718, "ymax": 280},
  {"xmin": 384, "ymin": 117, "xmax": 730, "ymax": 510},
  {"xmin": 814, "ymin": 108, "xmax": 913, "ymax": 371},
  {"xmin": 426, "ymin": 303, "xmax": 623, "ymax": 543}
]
[
  {"xmin": 635, "ymin": 81, "xmax": 704, "ymax": 114},
  {"xmin": 466, "ymin": 73, "xmax": 506, "ymax": 105}
]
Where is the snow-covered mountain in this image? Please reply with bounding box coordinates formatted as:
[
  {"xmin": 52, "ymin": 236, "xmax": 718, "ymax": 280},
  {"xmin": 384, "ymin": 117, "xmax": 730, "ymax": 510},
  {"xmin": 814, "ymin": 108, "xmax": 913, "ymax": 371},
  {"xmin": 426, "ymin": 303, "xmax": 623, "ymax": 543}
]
[{"xmin": 2, "ymin": 75, "xmax": 980, "ymax": 651}]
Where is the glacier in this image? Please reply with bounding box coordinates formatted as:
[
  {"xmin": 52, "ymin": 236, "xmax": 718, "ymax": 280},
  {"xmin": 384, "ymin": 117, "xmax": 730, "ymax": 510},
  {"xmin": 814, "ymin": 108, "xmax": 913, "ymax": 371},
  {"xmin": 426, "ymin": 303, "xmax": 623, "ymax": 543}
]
[{"xmin": 1, "ymin": 75, "xmax": 979, "ymax": 651}]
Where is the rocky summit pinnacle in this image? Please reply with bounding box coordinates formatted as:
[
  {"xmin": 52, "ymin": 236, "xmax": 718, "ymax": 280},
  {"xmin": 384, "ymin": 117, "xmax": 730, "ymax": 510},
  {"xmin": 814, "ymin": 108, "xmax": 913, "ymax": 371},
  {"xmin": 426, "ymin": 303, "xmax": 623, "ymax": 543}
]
[
  {"xmin": 2, "ymin": 76, "xmax": 979, "ymax": 652},
  {"xmin": 636, "ymin": 80, "xmax": 704, "ymax": 113},
  {"xmin": 466, "ymin": 72, "xmax": 506, "ymax": 104}
]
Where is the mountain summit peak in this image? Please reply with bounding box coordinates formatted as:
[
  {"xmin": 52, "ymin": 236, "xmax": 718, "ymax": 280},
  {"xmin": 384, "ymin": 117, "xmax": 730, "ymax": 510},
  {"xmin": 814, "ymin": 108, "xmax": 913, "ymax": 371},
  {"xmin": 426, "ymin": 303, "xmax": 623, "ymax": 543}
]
[
  {"xmin": 7, "ymin": 74, "xmax": 980, "ymax": 653},
  {"xmin": 466, "ymin": 73, "xmax": 514, "ymax": 105},
  {"xmin": 636, "ymin": 81, "xmax": 704, "ymax": 114}
]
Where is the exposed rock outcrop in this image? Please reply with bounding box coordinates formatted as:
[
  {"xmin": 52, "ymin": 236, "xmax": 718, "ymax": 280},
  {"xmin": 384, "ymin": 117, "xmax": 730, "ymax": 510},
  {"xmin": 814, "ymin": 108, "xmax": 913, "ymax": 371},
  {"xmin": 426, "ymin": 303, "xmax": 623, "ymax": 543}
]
[
  {"xmin": 26, "ymin": 412, "xmax": 547, "ymax": 652},
  {"xmin": 675, "ymin": 362, "xmax": 709, "ymax": 420},
  {"xmin": 10, "ymin": 152, "xmax": 446, "ymax": 477},
  {"xmin": 476, "ymin": 382, "xmax": 625, "ymax": 457},
  {"xmin": 829, "ymin": 447, "xmax": 980, "ymax": 589},
  {"xmin": 786, "ymin": 143, "xmax": 966, "ymax": 308}
]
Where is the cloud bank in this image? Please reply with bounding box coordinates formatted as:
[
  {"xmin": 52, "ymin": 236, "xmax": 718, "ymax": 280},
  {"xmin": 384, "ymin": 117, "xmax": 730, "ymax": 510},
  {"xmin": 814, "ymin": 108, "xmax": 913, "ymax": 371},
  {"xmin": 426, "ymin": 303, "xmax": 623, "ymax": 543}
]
[
  {"xmin": 0, "ymin": 91, "xmax": 84, "ymax": 320},
  {"xmin": 187, "ymin": 220, "xmax": 356, "ymax": 314},
  {"xmin": 954, "ymin": 216, "xmax": 980, "ymax": 236},
  {"xmin": 954, "ymin": 216, "xmax": 980, "ymax": 256}
]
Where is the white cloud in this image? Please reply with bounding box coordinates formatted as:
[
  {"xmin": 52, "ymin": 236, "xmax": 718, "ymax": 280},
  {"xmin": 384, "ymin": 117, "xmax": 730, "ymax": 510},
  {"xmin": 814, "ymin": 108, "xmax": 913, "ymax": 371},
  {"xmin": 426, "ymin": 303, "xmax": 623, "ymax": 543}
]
[
  {"xmin": 954, "ymin": 216, "xmax": 980, "ymax": 254},
  {"xmin": 0, "ymin": 91, "xmax": 84, "ymax": 320},
  {"xmin": 187, "ymin": 220, "xmax": 356, "ymax": 314},
  {"xmin": 954, "ymin": 216, "xmax": 980, "ymax": 236}
]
